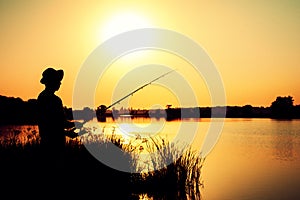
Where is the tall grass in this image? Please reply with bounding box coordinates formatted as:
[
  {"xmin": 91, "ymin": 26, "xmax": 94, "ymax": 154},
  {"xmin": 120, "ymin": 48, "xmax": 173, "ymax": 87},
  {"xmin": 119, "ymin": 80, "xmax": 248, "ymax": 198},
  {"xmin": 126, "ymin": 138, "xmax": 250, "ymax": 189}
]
[
  {"xmin": 131, "ymin": 136, "xmax": 204, "ymax": 200},
  {"xmin": 0, "ymin": 127, "xmax": 204, "ymax": 199}
]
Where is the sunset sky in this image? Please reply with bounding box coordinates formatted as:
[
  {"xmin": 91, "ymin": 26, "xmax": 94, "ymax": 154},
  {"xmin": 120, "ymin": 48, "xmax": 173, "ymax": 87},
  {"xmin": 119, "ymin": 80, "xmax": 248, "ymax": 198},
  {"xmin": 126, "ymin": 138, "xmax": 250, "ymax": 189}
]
[{"xmin": 1, "ymin": 0, "xmax": 299, "ymax": 110}]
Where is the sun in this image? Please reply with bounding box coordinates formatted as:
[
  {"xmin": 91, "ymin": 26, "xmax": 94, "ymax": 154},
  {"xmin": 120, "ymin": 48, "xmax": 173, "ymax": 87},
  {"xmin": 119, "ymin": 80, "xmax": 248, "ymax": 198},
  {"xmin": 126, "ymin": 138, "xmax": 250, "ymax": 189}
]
[{"xmin": 100, "ymin": 12, "xmax": 153, "ymax": 41}]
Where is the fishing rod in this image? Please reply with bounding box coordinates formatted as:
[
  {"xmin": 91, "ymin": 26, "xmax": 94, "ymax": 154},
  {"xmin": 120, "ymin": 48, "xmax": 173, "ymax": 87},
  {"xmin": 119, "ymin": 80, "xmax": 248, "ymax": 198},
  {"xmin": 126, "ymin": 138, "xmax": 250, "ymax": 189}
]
[
  {"xmin": 99, "ymin": 69, "xmax": 177, "ymax": 111},
  {"xmin": 72, "ymin": 69, "xmax": 177, "ymax": 134}
]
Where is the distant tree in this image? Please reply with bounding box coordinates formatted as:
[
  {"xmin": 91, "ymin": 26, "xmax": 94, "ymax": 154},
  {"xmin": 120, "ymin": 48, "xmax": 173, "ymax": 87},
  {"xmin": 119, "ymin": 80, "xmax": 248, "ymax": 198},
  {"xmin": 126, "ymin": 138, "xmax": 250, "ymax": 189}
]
[
  {"xmin": 270, "ymin": 96, "xmax": 294, "ymax": 119},
  {"xmin": 294, "ymin": 105, "xmax": 300, "ymax": 118},
  {"xmin": 0, "ymin": 95, "xmax": 39, "ymax": 124},
  {"xmin": 241, "ymin": 105, "xmax": 253, "ymax": 117}
]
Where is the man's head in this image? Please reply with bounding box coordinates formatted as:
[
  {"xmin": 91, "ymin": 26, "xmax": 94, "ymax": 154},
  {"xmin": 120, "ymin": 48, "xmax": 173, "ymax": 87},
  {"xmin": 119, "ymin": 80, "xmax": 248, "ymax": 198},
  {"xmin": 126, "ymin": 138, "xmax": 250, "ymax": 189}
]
[{"xmin": 40, "ymin": 67, "xmax": 64, "ymax": 91}]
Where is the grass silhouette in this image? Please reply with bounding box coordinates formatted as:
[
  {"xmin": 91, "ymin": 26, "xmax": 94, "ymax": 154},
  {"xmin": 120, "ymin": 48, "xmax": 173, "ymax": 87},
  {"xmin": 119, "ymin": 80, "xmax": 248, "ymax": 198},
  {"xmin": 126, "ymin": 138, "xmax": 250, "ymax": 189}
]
[{"xmin": 0, "ymin": 127, "xmax": 203, "ymax": 199}]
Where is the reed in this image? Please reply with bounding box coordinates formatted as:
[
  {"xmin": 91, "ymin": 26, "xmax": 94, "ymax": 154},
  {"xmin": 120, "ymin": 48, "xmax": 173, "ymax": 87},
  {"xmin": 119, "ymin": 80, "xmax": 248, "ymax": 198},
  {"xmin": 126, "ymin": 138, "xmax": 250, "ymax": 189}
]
[
  {"xmin": 0, "ymin": 128, "xmax": 204, "ymax": 199},
  {"xmin": 132, "ymin": 136, "xmax": 204, "ymax": 200}
]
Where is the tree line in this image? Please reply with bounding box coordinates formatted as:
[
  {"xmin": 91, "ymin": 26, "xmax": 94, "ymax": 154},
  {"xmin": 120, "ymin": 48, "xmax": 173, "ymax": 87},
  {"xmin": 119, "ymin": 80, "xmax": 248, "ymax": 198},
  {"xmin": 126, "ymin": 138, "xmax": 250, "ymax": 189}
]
[{"xmin": 0, "ymin": 95, "xmax": 299, "ymax": 125}]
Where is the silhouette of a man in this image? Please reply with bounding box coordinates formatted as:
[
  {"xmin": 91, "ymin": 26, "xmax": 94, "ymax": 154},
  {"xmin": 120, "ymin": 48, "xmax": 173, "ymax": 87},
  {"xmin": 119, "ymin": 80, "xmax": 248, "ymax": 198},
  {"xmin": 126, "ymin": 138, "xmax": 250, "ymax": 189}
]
[{"xmin": 37, "ymin": 67, "xmax": 77, "ymax": 168}]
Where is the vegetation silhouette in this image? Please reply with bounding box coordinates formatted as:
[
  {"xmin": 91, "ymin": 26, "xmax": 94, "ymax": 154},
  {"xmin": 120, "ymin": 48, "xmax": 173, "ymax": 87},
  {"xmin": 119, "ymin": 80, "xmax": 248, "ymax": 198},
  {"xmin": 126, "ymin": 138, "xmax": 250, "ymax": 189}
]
[
  {"xmin": 92, "ymin": 95, "xmax": 300, "ymax": 120},
  {"xmin": 270, "ymin": 95, "xmax": 295, "ymax": 119},
  {"xmin": 0, "ymin": 127, "xmax": 203, "ymax": 199},
  {"xmin": 1, "ymin": 95, "xmax": 300, "ymax": 125}
]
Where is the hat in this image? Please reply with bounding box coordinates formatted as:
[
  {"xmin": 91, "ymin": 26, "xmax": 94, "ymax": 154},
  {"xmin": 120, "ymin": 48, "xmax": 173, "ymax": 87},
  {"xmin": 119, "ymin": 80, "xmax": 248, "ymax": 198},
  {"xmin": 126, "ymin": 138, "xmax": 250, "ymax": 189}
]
[{"xmin": 40, "ymin": 67, "xmax": 64, "ymax": 84}]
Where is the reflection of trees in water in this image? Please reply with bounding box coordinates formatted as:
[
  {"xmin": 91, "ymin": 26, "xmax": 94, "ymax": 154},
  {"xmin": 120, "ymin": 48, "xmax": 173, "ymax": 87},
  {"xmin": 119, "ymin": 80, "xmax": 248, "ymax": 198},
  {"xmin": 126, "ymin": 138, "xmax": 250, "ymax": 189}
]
[{"xmin": 271, "ymin": 120, "xmax": 297, "ymax": 161}]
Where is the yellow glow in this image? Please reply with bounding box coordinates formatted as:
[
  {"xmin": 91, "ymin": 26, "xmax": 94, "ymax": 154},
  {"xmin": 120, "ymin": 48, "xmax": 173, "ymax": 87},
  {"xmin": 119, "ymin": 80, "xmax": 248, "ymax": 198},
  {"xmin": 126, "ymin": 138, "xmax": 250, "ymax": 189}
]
[{"xmin": 100, "ymin": 12, "xmax": 153, "ymax": 42}]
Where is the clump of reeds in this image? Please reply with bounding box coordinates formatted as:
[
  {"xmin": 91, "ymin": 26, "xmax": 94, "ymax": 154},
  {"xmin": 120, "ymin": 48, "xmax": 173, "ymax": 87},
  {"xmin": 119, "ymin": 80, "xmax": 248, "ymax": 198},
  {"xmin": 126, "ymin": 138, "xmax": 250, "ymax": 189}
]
[
  {"xmin": 132, "ymin": 136, "xmax": 204, "ymax": 200},
  {"xmin": 0, "ymin": 127, "xmax": 41, "ymax": 171}
]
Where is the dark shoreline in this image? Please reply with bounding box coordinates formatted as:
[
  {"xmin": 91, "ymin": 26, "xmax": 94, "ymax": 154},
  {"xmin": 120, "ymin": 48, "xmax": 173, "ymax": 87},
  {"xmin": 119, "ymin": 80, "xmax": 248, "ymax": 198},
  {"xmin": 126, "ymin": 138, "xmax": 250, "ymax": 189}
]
[{"xmin": 1, "ymin": 94, "xmax": 300, "ymax": 125}]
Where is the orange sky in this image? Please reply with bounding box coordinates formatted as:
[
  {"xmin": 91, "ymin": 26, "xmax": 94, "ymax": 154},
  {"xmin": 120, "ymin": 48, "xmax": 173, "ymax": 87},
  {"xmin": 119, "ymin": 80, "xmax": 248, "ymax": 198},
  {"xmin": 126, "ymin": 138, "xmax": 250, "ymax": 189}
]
[{"xmin": 1, "ymin": 1, "xmax": 300, "ymax": 110}]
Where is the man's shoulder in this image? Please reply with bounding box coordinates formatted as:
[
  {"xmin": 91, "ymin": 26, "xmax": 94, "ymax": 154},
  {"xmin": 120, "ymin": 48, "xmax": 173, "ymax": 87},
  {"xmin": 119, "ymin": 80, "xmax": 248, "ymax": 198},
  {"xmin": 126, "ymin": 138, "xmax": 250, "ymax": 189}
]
[
  {"xmin": 37, "ymin": 90, "xmax": 47, "ymax": 99},
  {"xmin": 37, "ymin": 90, "xmax": 62, "ymax": 103}
]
